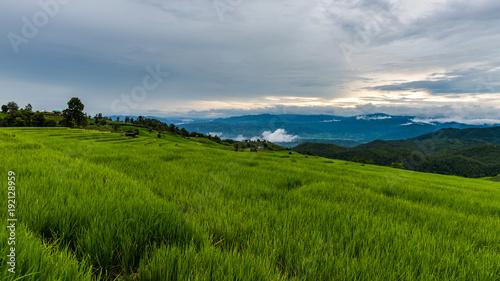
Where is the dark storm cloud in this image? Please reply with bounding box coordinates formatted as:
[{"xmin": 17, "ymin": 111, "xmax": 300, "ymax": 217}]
[{"xmin": 0, "ymin": 0, "xmax": 499, "ymax": 118}]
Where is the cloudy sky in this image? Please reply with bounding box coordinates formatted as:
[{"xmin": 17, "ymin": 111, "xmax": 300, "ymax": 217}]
[{"xmin": 1, "ymin": 0, "xmax": 500, "ymax": 121}]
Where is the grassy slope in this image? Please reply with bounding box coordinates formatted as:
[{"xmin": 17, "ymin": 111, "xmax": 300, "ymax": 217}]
[{"xmin": 1, "ymin": 127, "xmax": 500, "ymax": 280}]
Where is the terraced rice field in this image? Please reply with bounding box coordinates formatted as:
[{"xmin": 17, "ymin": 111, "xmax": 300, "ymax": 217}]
[{"xmin": 1, "ymin": 127, "xmax": 500, "ymax": 280}]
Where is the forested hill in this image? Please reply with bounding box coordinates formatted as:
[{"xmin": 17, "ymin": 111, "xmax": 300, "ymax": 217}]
[
  {"xmin": 293, "ymin": 126, "xmax": 500, "ymax": 178},
  {"xmin": 409, "ymin": 126, "xmax": 500, "ymax": 144}
]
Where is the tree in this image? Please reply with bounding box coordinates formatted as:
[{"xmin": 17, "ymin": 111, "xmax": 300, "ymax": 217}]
[
  {"xmin": 20, "ymin": 110, "xmax": 33, "ymax": 126},
  {"xmin": 390, "ymin": 162, "xmax": 405, "ymax": 169},
  {"xmin": 94, "ymin": 114, "xmax": 100, "ymax": 125},
  {"xmin": 3, "ymin": 110, "xmax": 23, "ymax": 126},
  {"xmin": 62, "ymin": 97, "xmax": 87, "ymax": 128},
  {"xmin": 46, "ymin": 119, "xmax": 57, "ymax": 127},
  {"xmin": 33, "ymin": 112, "xmax": 46, "ymax": 127},
  {"xmin": 168, "ymin": 123, "xmax": 176, "ymax": 133},
  {"xmin": 352, "ymin": 156, "xmax": 372, "ymax": 164},
  {"xmin": 1, "ymin": 105, "xmax": 8, "ymax": 113},
  {"xmin": 7, "ymin": 101, "xmax": 19, "ymax": 112},
  {"xmin": 213, "ymin": 135, "xmax": 222, "ymax": 143},
  {"xmin": 180, "ymin": 128, "xmax": 189, "ymax": 137},
  {"xmin": 25, "ymin": 103, "xmax": 33, "ymax": 111}
]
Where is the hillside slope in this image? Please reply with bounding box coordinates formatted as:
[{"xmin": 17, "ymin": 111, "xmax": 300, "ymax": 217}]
[
  {"xmin": 1, "ymin": 127, "xmax": 500, "ymax": 280},
  {"xmin": 294, "ymin": 126, "xmax": 500, "ymax": 177}
]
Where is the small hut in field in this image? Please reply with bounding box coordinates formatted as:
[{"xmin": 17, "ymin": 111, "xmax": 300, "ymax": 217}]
[{"xmin": 124, "ymin": 130, "xmax": 139, "ymax": 137}]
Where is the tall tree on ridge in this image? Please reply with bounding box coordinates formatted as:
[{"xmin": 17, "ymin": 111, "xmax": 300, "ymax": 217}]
[
  {"xmin": 7, "ymin": 101, "xmax": 19, "ymax": 112},
  {"xmin": 62, "ymin": 97, "xmax": 87, "ymax": 128}
]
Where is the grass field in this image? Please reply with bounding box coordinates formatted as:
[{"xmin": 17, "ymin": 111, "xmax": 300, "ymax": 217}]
[{"xmin": 1, "ymin": 127, "xmax": 500, "ymax": 280}]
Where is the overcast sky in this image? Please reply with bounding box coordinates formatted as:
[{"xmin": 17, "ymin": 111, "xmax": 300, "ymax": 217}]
[{"xmin": 1, "ymin": 0, "xmax": 500, "ymax": 121}]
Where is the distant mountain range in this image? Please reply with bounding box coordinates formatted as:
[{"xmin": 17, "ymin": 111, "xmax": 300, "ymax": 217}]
[
  {"xmin": 108, "ymin": 115, "xmax": 206, "ymax": 126},
  {"xmin": 293, "ymin": 126, "xmax": 500, "ymax": 178},
  {"xmin": 170, "ymin": 113, "xmax": 500, "ymax": 145}
]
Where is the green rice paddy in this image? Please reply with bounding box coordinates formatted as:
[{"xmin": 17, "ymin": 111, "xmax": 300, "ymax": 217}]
[{"xmin": 1, "ymin": 127, "xmax": 500, "ymax": 280}]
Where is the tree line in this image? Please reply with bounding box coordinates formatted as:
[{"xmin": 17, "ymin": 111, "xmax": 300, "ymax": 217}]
[{"xmin": 1, "ymin": 101, "xmax": 57, "ymax": 127}]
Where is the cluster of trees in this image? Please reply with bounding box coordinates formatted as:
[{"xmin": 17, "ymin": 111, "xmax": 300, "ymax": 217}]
[
  {"xmin": 121, "ymin": 115, "xmax": 226, "ymax": 143},
  {"xmin": 1, "ymin": 98, "xmax": 88, "ymax": 128},
  {"xmin": 2, "ymin": 101, "xmax": 22, "ymax": 113},
  {"xmin": 88, "ymin": 112, "xmax": 227, "ymax": 143},
  {"xmin": 351, "ymin": 156, "xmax": 373, "ymax": 164},
  {"xmin": 93, "ymin": 113, "xmax": 111, "ymax": 126},
  {"xmin": 0, "ymin": 101, "xmax": 57, "ymax": 127},
  {"xmin": 233, "ymin": 140, "xmax": 270, "ymax": 152}
]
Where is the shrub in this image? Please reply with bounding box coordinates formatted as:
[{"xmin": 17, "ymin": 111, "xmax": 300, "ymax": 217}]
[{"xmin": 391, "ymin": 162, "xmax": 405, "ymax": 169}]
